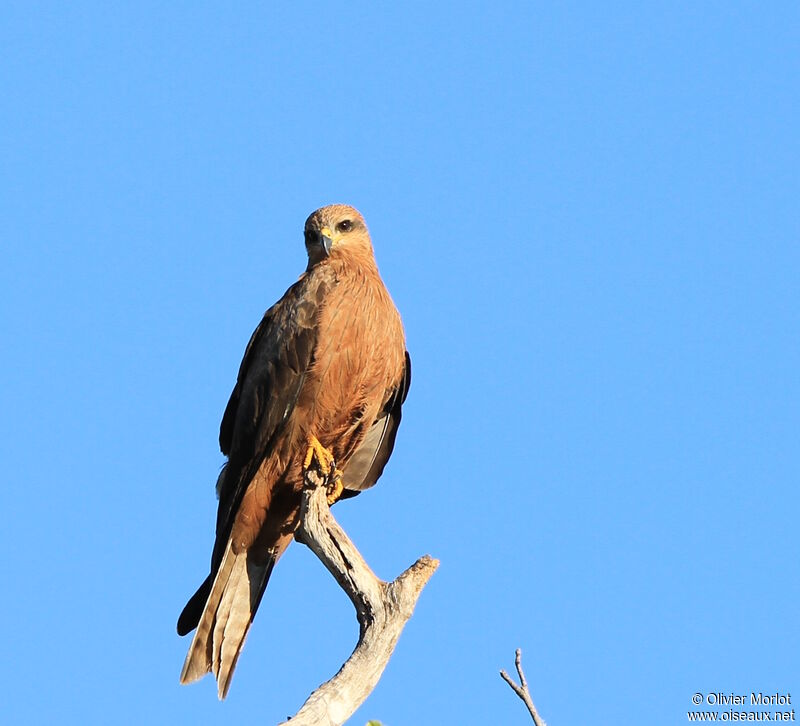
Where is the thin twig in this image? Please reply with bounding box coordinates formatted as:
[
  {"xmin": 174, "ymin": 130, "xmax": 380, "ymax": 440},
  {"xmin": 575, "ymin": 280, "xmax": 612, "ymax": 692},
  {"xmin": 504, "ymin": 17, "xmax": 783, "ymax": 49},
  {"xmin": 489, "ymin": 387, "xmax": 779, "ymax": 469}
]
[{"xmin": 500, "ymin": 648, "xmax": 547, "ymax": 726}]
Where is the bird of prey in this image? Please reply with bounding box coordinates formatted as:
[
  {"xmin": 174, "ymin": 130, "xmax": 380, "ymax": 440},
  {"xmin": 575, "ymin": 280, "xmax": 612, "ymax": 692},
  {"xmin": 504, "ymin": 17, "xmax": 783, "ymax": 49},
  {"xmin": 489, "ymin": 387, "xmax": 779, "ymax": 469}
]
[{"xmin": 177, "ymin": 204, "xmax": 411, "ymax": 699}]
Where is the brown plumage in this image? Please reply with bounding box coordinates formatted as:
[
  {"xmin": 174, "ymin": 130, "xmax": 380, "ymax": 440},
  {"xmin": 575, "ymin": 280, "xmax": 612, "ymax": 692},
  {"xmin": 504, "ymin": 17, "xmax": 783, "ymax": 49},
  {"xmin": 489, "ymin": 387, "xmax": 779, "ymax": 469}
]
[{"xmin": 177, "ymin": 204, "xmax": 410, "ymax": 699}]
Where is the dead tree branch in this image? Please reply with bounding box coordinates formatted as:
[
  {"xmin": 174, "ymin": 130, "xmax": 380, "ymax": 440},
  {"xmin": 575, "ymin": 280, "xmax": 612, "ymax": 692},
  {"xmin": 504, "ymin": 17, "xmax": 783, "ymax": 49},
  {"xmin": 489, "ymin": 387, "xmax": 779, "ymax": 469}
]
[
  {"xmin": 500, "ymin": 648, "xmax": 547, "ymax": 726},
  {"xmin": 279, "ymin": 468, "xmax": 438, "ymax": 726}
]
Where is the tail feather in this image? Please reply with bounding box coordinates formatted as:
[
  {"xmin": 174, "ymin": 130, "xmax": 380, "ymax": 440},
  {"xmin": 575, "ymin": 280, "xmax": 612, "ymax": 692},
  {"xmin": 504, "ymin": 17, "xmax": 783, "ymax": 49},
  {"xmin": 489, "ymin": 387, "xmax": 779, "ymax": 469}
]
[
  {"xmin": 216, "ymin": 556, "xmax": 266, "ymax": 698},
  {"xmin": 179, "ymin": 540, "xmax": 273, "ymax": 699},
  {"xmin": 210, "ymin": 558, "xmax": 238, "ymax": 680}
]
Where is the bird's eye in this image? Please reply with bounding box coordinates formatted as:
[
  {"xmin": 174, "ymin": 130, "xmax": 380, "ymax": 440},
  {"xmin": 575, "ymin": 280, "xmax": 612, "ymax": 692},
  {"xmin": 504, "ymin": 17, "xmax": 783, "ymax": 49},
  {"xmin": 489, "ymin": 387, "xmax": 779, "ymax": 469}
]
[{"xmin": 336, "ymin": 220, "xmax": 353, "ymax": 233}]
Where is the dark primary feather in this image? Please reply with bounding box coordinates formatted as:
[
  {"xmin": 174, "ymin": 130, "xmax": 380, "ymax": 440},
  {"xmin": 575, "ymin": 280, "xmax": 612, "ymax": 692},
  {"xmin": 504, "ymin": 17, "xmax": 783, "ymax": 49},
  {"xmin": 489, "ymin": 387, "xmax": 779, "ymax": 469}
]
[{"xmin": 177, "ymin": 575, "xmax": 211, "ymax": 636}]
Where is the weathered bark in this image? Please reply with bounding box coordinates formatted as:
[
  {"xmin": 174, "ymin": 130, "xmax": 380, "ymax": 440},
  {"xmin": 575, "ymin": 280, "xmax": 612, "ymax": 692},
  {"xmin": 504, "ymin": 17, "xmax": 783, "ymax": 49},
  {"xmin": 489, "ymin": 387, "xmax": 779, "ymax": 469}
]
[{"xmin": 279, "ymin": 469, "xmax": 438, "ymax": 726}]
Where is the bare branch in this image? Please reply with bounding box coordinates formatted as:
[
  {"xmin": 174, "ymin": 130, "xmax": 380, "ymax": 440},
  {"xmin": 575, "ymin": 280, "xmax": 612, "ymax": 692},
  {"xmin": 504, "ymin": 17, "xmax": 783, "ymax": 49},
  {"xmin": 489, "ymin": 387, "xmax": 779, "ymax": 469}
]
[
  {"xmin": 500, "ymin": 648, "xmax": 547, "ymax": 726},
  {"xmin": 279, "ymin": 468, "xmax": 438, "ymax": 726}
]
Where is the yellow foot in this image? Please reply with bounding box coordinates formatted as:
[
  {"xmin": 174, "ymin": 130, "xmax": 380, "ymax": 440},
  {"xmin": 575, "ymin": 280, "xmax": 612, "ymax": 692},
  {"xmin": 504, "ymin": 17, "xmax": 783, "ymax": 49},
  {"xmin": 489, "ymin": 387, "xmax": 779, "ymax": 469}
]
[
  {"xmin": 303, "ymin": 435, "xmax": 336, "ymax": 477},
  {"xmin": 302, "ymin": 436, "xmax": 345, "ymax": 505},
  {"xmin": 326, "ymin": 472, "xmax": 344, "ymax": 506}
]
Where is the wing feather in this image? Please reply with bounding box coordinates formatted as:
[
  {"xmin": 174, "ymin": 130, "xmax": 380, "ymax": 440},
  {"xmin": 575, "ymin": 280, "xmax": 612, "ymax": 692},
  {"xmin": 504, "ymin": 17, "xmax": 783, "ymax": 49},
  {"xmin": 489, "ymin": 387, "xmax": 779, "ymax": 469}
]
[
  {"xmin": 341, "ymin": 351, "xmax": 411, "ymax": 495},
  {"xmin": 213, "ymin": 275, "xmax": 325, "ymax": 570}
]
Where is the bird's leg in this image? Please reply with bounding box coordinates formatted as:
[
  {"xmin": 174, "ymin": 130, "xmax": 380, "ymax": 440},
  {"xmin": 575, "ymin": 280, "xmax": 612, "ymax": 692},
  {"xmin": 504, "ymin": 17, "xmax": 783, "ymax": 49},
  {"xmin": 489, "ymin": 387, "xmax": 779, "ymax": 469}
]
[{"xmin": 303, "ymin": 435, "xmax": 344, "ymax": 505}]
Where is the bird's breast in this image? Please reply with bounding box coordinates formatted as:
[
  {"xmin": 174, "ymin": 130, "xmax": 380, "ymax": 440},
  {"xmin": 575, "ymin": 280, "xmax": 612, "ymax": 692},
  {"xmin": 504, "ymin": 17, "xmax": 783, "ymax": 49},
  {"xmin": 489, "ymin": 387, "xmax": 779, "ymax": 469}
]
[{"xmin": 299, "ymin": 263, "xmax": 404, "ymax": 459}]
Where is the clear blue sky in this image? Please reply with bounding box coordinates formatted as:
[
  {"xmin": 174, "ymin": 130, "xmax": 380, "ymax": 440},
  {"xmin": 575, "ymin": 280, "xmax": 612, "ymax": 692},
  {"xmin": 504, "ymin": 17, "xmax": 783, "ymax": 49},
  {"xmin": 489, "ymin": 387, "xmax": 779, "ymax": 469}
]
[{"xmin": 2, "ymin": 3, "xmax": 798, "ymax": 725}]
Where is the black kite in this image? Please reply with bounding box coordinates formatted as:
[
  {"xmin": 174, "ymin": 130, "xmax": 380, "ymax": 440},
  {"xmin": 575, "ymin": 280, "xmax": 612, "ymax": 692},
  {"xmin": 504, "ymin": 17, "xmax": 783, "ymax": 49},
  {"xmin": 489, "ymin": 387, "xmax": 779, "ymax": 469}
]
[{"xmin": 177, "ymin": 204, "xmax": 410, "ymax": 699}]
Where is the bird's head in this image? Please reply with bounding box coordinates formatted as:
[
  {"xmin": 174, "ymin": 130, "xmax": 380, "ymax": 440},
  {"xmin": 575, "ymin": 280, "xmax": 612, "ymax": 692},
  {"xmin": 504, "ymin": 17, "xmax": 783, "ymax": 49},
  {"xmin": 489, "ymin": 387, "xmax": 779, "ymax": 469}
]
[{"xmin": 304, "ymin": 204, "xmax": 373, "ymax": 267}]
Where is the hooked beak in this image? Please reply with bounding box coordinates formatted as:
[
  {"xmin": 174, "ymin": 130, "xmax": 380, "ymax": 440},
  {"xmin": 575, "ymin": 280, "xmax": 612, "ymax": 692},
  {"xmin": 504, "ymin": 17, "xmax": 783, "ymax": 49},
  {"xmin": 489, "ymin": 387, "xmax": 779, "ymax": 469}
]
[{"xmin": 320, "ymin": 226, "xmax": 335, "ymax": 256}]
